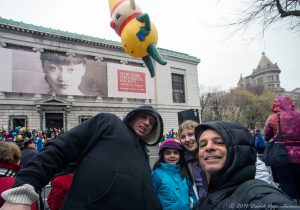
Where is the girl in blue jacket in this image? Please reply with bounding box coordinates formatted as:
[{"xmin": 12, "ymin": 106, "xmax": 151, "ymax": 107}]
[{"xmin": 152, "ymin": 138, "xmax": 197, "ymax": 210}]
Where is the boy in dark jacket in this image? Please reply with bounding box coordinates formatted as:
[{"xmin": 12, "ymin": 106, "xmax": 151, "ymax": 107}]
[
  {"xmin": 20, "ymin": 139, "xmax": 38, "ymax": 167},
  {"xmin": 1, "ymin": 105, "xmax": 163, "ymax": 210},
  {"xmin": 193, "ymin": 121, "xmax": 298, "ymax": 210}
]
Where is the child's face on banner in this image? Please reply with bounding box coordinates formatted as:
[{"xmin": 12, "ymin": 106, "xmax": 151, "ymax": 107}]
[{"xmin": 44, "ymin": 61, "xmax": 85, "ymax": 95}]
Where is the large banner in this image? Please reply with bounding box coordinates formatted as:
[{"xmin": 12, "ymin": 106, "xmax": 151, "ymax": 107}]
[
  {"xmin": 0, "ymin": 48, "xmax": 154, "ymax": 99},
  {"xmin": 0, "ymin": 48, "xmax": 107, "ymax": 96},
  {"xmin": 107, "ymin": 63, "xmax": 155, "ymax": 99}
]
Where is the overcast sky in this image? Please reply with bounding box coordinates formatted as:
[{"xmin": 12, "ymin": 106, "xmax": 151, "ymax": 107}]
[{"xmin": 1, "ymin": 0, "xmax": 299, "ymax": 91}]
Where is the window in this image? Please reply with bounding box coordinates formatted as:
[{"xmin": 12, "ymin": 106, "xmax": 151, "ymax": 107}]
[
  {"xmin": 45, "ymin": 113, "xmax": 63, "ymax": 129},
  {"xmin": 267, "ymin": 75, "xmax": 274, "ymax": 81},
  {"xmin": 79, "ymin": 116, "xmax": 92, "ymax": 124},
  {"xmin": 268, "ymin": 84, "xmax": 274, "ymax": 89},
  {"xmin": 171, "ymin": 73, "xmax": 185, "ymax": 103},
  {"xmin": 9, "ymin": 115, "xmax": 27, "ymax": 131}
]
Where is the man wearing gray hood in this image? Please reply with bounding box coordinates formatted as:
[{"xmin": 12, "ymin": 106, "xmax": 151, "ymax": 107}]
[
  {"xmin": 1, "ymin": 105, "xmax": 163, "ymax": 210},
  {"xmin": 193, "ymin": 121, "xmax": 298, "ymax": 210}
]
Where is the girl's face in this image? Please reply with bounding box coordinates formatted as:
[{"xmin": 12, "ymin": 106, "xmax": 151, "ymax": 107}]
[
  {"xmin": 44, "ymin": 61, "xmax": 85, "ymax": 95},
  {"xmin": 179, "ymin": 128, "xmax": 198, "ymax": 152},
  {"xmin": 163, "ymin": 149, "xmax": 180, "ymax": 165}
]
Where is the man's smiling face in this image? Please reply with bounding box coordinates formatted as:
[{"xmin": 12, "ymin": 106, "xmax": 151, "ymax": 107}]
[{"xmin": 198, "ymin": 129, "xmax": 227, "ymax": 181}]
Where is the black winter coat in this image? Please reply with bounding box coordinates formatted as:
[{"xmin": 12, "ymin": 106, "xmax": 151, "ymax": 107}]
[
  {"xmin": 20, "ymin": 147, "xmax": 38, "ymax": 167},
  {"xmin": 193, "ymin": 121, "xmax": 298, "ymax": 210},
  {"xmin": 13, "ymin": 106, "xmax": 163, "ymax": 210}
]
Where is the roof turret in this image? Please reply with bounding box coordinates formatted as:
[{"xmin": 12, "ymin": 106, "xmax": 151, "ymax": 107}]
[{"xmin": 254, "ymin": 52, "xmax": 277, "ymax": 72}]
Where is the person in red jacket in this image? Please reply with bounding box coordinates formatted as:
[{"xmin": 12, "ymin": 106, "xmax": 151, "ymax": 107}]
[
  {"xmin": 47, "ymin": 165, "xmax": 75, "ymax": 210},
  {"xmin": 263, "ymin": 95, "xmax": 300, "ymax": 199},
  {"xmin": 0, "ymin": 142, "xmax": 38, "ymax": 210}
]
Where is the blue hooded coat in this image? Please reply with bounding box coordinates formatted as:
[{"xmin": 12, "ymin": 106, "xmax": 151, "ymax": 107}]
[{"xmin": 152, "ymin": 162, "xmax": 197, "ymax": 210}]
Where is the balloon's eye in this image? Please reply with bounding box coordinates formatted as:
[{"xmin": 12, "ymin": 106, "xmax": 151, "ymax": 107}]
[{"xmin": 116, "ymin": 13, "xmax": 121, "ymax": 20}]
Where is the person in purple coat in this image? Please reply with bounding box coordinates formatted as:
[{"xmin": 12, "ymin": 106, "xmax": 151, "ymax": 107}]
[
  {"xmin": 178, "ymin": 120, "xmax": 205, "ymax": 200},
  {"xmin": 178, "ymin": 120, "xmax": 273, "ymax": 201}
]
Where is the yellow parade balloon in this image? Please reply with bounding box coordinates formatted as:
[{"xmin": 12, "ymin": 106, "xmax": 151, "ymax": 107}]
[
  {"xmin": 108, "ymin": 0, "xmax": 166, "ymax": 77},
  {"xmin": 121, "ymin": 20, "xmax": 158, "ymax": 58}
]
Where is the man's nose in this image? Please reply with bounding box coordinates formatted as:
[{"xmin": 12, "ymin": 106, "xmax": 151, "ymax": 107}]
[
  {"xmin": 205, "ymin": 140, "xmax": 215, "ymax": 151},
  {"xmin": 144, "ymin": 118, "xmax": 152, "ymax": 125},
  {"xmin": 144, "ymin": 120, "xmax": 150, "ymax": 126}
]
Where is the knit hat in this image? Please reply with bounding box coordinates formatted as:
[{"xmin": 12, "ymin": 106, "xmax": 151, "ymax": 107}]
[
  {"xmin": 159, "ymin": 138, "xmax": 183, "ymax": 155},
  {"xmin": 24, "ymin": 138, "xmax": 35, "ymax": 146}
]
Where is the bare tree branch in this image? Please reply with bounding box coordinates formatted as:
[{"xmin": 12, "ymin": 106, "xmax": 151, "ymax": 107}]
[{"xmin": 227, "ymin": 0, "xmax": 300, "ymax": 35}]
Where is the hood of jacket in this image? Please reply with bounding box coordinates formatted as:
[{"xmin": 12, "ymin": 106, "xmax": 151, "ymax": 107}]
[
  {"xmin": 195, "ymin": 121, "xmax": 257, "ymax": 192},
  {"xmin": 271, "ymin": 95, "xmax": 295, "ymax": 113},
  {"xmin": 124, "ymin": 105, "xmax": 164, "ymax": 146}
]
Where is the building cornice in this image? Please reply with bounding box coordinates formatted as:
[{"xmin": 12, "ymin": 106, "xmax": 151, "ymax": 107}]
[
  {"xmin": 0, "ymin": 17, "xmax": 200, "ymax": 63},
  {"xmin": 0, "ymin": 17, "xmax": 121, "ymax": 50}
]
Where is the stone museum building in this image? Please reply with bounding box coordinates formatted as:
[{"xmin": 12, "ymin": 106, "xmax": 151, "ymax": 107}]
[
  {"xmin": 0, "ymin": 17, "xmax": 201, "ymax": 132},
  {"xmin": 238, "ymin": 52, "xmax": 300, "ymax": 108},
  {"xmin": 237, "ymin": 52, "xmax": 284, "ymax": 92}
]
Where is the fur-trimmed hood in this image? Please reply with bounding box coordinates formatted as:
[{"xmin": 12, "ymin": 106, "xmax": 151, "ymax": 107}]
[{"xmin": 124, "ymin": 105, "xmax": 164, "ymax": 146}]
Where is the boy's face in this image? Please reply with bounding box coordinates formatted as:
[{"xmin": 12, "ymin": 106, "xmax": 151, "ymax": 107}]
[
  {"xmin": 129, "ymin": 113, "xmax": 155, "ymax": 138},
  {"xmin": 179, "ymin": 128, "xmax": 198, "ymax": 152},
  {"xmin": 43, "ymin": 61, "xmax": 85, "ymax": 95},
  {"xmin": 27, "ymin": 142, "xmax": 35, "ymax": 149}
]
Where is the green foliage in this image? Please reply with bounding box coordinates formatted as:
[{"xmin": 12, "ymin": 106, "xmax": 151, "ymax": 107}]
[
  {"xmin": 225, "ymin": 89, "xmax": 275, "ymax": 128},
  {"xmin": 201, "ymin": 88, "xmax": 276, "ymax": 128}
]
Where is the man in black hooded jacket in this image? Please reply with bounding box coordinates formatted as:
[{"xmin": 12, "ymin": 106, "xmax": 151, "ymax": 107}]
[
  {"xmin": 1, "ymin": 105, "xmax": 163, "ymax": 210},
  {"xmin": 193, "ymin": 121, "xmax": 298, "ymax": 210}
]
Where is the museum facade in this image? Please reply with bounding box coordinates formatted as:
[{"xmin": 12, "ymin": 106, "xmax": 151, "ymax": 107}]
[{"xmin": 0, "ymin": 17, "xmax": 201, "ymax": 132}]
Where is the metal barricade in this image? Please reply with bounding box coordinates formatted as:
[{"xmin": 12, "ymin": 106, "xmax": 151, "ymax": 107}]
[{"xmin": 39, "ymin": 183, "xmax": 51, "ymax": 210}]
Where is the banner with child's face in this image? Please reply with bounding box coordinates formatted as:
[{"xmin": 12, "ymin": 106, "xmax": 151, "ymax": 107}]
[{"xmin": 0, "ymin": 48, "xmax": 155, "ymax": 99}]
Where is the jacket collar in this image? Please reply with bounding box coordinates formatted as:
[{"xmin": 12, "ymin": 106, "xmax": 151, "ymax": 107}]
[{"xmin": 0, "ymin": 161, "xmax": 21, "ymax": 177}]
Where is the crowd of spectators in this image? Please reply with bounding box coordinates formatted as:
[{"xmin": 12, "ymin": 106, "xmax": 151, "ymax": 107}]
[{"xmin": 0, "ymin": 127, "xmax": 64, "ymax": 151}]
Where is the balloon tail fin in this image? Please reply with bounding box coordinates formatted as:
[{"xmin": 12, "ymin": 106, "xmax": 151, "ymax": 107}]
[
  {"xmin": 147, "ymin": 44, "xmax": 167, "ymax": 65},
  {"xmin": 142, "ymin": 56, "xmax": 155, "ymax": 77}
]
